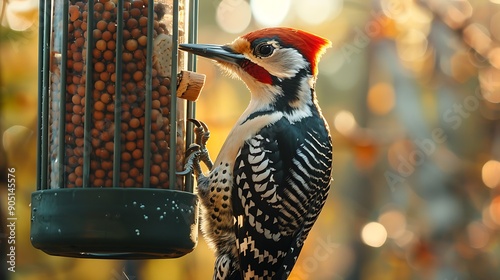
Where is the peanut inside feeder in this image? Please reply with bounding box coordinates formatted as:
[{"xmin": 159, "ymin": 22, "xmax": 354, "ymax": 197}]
[
  {"xmin": 31, "ymin": 0, "xmax": 200, "ymax": 259},
  {"xmin": 48, "ymin": 0, "xmax": 188, "ymax": 189}
]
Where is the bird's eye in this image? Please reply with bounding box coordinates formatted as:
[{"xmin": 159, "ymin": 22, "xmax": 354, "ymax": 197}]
[{"xmin": 256, "ymin": 43, "xmax": 274, "ymax": 57}]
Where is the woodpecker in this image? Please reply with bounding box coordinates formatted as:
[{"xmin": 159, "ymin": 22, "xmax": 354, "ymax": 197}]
[{"xmin": 179, "ymin": 27, "xmax": 333, "ymax": 280}]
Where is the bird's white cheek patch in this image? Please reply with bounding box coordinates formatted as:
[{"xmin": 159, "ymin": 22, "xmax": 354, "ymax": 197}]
[{"xmin": 255, "ymin": 48, "xmax": 309, "ymax": 79}]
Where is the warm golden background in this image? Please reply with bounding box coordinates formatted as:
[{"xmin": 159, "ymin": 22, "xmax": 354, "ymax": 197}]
[{"xmin": 2, "ymin": 0, "xmax": 500, "ymax": 279}]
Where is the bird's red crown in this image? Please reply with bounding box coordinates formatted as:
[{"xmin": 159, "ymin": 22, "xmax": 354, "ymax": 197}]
[{"xmin": 242, "ymin": 27, "xmax": 331, "ymax": 76}]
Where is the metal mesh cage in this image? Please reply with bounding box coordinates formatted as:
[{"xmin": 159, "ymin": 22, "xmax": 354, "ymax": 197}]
[{"xmin": 31, "ymin": 0, "xmax": 200, "ymax": 259}]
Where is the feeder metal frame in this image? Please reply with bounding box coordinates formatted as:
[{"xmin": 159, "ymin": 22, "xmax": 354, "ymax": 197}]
[{"xmin": 32, "ymin": 0, "xmax": 200, "ymax": 259}]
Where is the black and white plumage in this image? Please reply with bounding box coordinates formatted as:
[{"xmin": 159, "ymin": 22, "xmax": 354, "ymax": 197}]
[
  {"xmin": 179, "ymin": 27, "xmax": 333, "ymax": 280},
  {"xmin": 234, "ymin": 115, "xmax": 332, "ymax": 279}
]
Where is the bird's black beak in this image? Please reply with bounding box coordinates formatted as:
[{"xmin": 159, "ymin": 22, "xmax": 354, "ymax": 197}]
[{"xmin": 179, "ymin": 44, "xmax": 245, "ymax": 65}]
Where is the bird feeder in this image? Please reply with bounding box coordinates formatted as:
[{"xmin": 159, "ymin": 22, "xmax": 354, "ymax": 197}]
[{"xmin": 31, "ymin": 0, "xmax": 203, "ymax": 259}]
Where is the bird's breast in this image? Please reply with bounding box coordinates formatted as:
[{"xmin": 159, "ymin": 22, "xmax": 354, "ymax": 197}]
[{"xmin": 214, "ymin": 111, "xmax": 283, "ymax": 169}]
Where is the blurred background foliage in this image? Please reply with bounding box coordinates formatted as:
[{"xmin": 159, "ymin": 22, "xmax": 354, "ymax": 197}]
[{"xmin": 1, "ymin": 0, "xmax": 500, "ymax": 279}]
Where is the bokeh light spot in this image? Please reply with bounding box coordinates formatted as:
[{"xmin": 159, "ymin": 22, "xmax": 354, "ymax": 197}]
[
  {"xmin": 479, "ymin": 68, "xmax": 500, "ymax": 103},
  {"xmin": 294, "ymin": 0, "xmax": 342, "ymax": 25},
  {"xmin": 490, "ymin": 11, "xmax": 500, "ymax": 41},
  {"xmin": 334, "ymin": 110, "xmax": 357, "ymax": 136},
  {"xmin": 488, "ymin": 47, "xmax": 500, "ymax": 69},
  {"xmin": 3, "ymin": 125, "xmax": 33, "ymax": 152},
  {"xmin": 482, "ymin": 160, "xmax": 500, "ymax": 188},
  {"xmin": 387, "ymin": 140, "xmax": 414, "ymax": 171},
  {"xmin": 4, "ymin": 0, "xmax": 38, "ymax": 31},
  {"xmin": 381, "ymin": 0, "xmax": 411, "ymax": 22},
  {"xmin": 394, "ymin": 230, "xmax": 414, "ymax": 247},
  {"xmin": 443, "ymin": 0, "xmax": 473, "ymax": 28},
  {"xmin": 367, "ymin": 83, "xmax": 395, "ymax": 115},
  {"xmin": 396, "ymin": 29, "xmax": 429, "ymax": 62},
  {"xmin": 378, "ymin": 209, "xmax": 406, "ymax": 239},
  {"xmin": 216, "ymin": 0, "xmax": 252, "ymax": 34},
  {"xmin": 489, "ymin": 196, "xmax": 500, "ymax": 226},
  {"xmin": 467, "ymin": 221, "xmax": 490, "ymax": 249},
  {"xmin": 251, "ymin": 0, "xmax": 291, "ymax": 27},
  {"xmin": 464, "ymin": 23, "xmax": 492, "ymax": 56},
  {"xmin": 361, "ymin": 222, "xmax": 388, "ymax": 248}
]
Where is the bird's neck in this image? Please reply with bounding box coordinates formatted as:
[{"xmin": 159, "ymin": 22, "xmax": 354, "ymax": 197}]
[
  {"xmin": 242, "ymin": 70, "xmax": 318, "ymax": 124},
  {"xmin": 213, "ymin": 73, "xmax": 319, "ymax": 168}
]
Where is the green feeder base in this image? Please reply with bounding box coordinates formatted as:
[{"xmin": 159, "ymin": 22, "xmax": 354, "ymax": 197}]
[{"xmin": 30, "ymin": 188, "xmax": 198, "ymax": 259}]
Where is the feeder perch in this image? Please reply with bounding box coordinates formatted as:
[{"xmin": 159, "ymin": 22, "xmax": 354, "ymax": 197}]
[{"xmin": 31, "ymin": 0, "xmax": 202, "ymax": 259}]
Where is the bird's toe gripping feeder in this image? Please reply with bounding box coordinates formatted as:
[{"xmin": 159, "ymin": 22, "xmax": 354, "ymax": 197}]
[{"xmin": 31, "ymin": 0, "xmax": 203, "ymax": 259}]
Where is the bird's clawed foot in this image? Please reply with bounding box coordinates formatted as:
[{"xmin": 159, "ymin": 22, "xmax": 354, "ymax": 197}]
[
  {"xmin": 177, "ymin": 119, "xmax": 214, "ymax": 176},
  {"xmin": 190, "ymin": 119, "xmax": 214, "ymax": 171}
]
